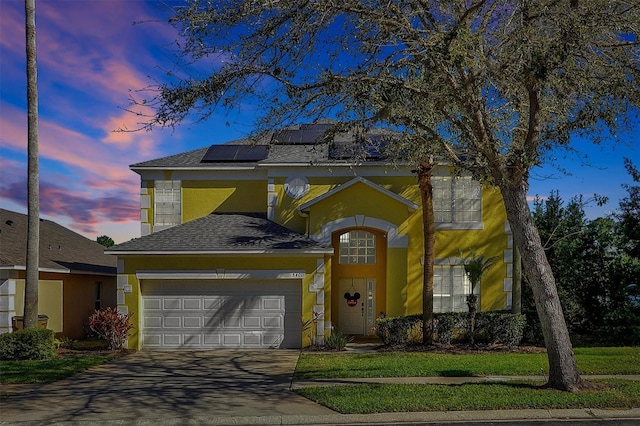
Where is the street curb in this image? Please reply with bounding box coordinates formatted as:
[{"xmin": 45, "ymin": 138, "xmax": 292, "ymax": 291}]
[{"xmin": 3, "ymin": 408, "xmax": 638, "ymax": 425}]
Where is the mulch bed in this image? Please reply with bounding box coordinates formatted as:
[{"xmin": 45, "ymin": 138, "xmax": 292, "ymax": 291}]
[
  {"xmin": 55, "ymin": 347, "xmax": 133, "ymax": 359},
  {"xmin": 375, "ymin": 343, "xmax": 547, "ymax": 354}
]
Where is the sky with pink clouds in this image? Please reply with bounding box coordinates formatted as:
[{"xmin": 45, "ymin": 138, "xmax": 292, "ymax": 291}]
[{"xmin": 1, "ymin": 0, "xmax": 637, "ymax": 244}]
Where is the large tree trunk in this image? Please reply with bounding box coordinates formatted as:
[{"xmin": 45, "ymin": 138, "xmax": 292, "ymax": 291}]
[
  {"xmin": 499, "ymin": 179, "xmax": 582, "ymax": 391},
  {"xmin": 23, "ymin": 0, "xmax": 40, "ymax": 329},
  {"xmin": 416, "ymin": 159, "xmax": 435, "ymax": 344},
  {"xmin": 511, "ymin": 246, "xmax": 522, "ymax": 314}
]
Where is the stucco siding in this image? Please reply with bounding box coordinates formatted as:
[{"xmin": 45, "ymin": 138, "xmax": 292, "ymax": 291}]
[
  {"xmin": 14, "ymin": 279, "xmax": 63, "ymax": 333},
  {"xmin": 182, "ymin": 180, "xmax": 266, "ymax": 221}
]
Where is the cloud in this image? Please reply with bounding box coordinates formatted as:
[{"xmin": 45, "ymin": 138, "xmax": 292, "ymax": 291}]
[{"xmin": 0, "ymin": 177, "xmax": 139, "ymax": 235}]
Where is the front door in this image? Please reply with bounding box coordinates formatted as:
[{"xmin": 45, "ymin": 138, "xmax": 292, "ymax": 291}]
[
  {"xmin": 332, "ymin": 228, "xmax": 386, "ymax": 336},
  {"xmin": 338, "ymin": 278, "xmax": 376, "ymax": 335}
]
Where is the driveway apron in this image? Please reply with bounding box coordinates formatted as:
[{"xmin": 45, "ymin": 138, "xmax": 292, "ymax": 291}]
[{"xmin": 0, "ymin": 350, "xmax": 334, "ymax": 423}]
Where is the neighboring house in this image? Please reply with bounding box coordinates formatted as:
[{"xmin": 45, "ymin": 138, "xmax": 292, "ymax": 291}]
[
  {"xmin": 108, "ymin": 122, "xmax": 515, "ymax": 350},
  {"xmin": 0, "ymin": 209, "xmax": 117, "ymax": 338}
]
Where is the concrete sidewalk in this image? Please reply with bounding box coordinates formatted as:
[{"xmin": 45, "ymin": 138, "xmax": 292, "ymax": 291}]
[{"xmin": 291, "ymin": 374, "xmax": 640, "ymax": 388}]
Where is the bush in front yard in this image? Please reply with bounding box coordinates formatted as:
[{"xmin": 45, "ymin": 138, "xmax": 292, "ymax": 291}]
[
  {"xmin": 475, "ymin": 311, "xmax": 526, "ymax": 347},
  {"xmin": 88, "ymin": 307, "xmax": 133, "ymax": 351},
  {"xmin": 0, "ymin": 327, "xmax": 55, "ymax": 360},
  {"xmin": 377, "ymin": 311, "xmax": 526, "ymax": 347},
  {"xmin": 375, "ymin": 314, "xmax": 423, "ymax": 346},
  {"xmin": 324, "ymin": 330, "xmax": 350, "ymax": 350}
]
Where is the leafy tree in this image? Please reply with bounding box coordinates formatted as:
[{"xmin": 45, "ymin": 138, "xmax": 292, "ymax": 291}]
[
  {"xmin": 96, "ymin": 235, "xmax": 115, "ymax": 248},
  {"xmin": 135, "ymin": 1, "xmax": 640, "ymax": 391},
  {"xmin": 616, "ymin": 158, "xmax": 640, "ymax": 259},
  {"xmin": 23, "ymin": 0, "xmax": 39, "ymax": 329},
  {"xmin": 527, "ymin": 193, "xmax": 640, "ymax": 345}
]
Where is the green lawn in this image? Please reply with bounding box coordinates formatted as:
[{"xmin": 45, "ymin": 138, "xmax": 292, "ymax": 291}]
[
  {"xmin": 0, "ymin": 354, "xmax": 118, "ymax": 385},
  {"xmin": 294, "ymin": 346, "xmax": 640, "ymax": 379},
  {"xmin": 296, "ymin": 379, "xmax": 640, "ymax": 414}
]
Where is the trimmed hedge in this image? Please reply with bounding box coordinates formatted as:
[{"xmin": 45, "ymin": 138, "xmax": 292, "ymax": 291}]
[
  {"xmin": 375, "ymin": 314, "xmax": 423, "ymax": 346},
  {"xmin": 475, "ymin": 311, "xmax": 527, "ymax": 347},
  {"xmin": 0, "ymin": 327, "xmax": 56, "ymax": 360},
  {"xmin": 376, "ymin": 311, "xmax": 526, "ymax": 347}
]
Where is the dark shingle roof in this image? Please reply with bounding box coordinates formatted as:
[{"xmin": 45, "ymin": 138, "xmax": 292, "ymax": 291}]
[
  {"xmin": 107, "ymin": 213, "xmax": 332, "ymax": 254},
  {"xmin": 0, "ymin": 209, "xmax": 116, "ymax": 274},
  {"xmin": 129, "ymin": 122, "xmax": 397, "ymax": 169},
  {"xmin": 130, "ymin": 133, "xmax": 272, "ymax": 168}
]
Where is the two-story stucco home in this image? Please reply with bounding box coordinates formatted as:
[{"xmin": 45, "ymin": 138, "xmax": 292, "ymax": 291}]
[{"xmin": 107, "ymin": 122, "xmax": 516, "ymax": 350}]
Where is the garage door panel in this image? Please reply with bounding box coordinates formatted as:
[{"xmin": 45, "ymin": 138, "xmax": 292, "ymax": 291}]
[
  {"xmin": 144, "ymin": 299, "xmax": 162, "ymax": 310},
  {"xmin": 263, "ymin": 298, "xmax": 283, "ymax": 310},
  {"xmin": 163, "ymin": 298, "xmax": 181, "ymax": 310},
  {"xmin": 162, "ymin": 334, "xmax": 182, "ymax": 346},
  {"xmin": 204, "ymin": 316, "xmax": 222, "ymax": 327},
  {"xmin": 244, "ymin": 333, "xmax": 262, "ymax": 346},
  {"xmin": 203, "ymin": 334, "xmax": 221, "ymax": 345},
  {"xmin": 142, "ymin": 280, "xmax": 302, "ymax": 349},
  {"xmin": 184, "ymin": 334, "xmax": 202, "ymax": 346},
  {"xmin": 243, "ymin": 316, "xmax": 261, "ymax": 328},
  {"xmin": 223, "ymin": 334, "xmax": 241, "ymax": 346},
  {"xmin": 263, "ymin": 315, "xmax": 283, "ymax": 329},
  {"xmin": 183, "ymin": 316, "xmax": 202, "ymax": 328},
  {"xmin": 144, "ymin": 316, "xmax": 163, "ymax": 328},
  {"xmin": 183, "ymin": 299, "xmax": 202, "ymax": 310},
  {"xmin": 144, "ymin": 334, "xmax": 161, "ymax": 346},
  {"xmin": 203, "ymin": 298, "xmax": 221, "ymax": 309},
  {"xmin": 223, "ymin": 316, "xmax": 242, "ymax": 328}
]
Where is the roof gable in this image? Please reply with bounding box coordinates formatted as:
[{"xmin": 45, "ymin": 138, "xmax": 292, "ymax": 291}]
[{"xmin": 298, "ymin": 177, "xmax": 418, "ymax": 212}]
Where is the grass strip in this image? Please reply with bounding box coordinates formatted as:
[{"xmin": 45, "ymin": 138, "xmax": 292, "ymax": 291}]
[
  {"xmin": 0, "ymin": 354, "xmax": 117, "ymax": 384},
  {"xmin": 295, "ymin": 379, "xmax": 640, "ymax": 414},
  {"xmin": 295, "ymin": 347, "xmax": 640, "ymax": 379}
]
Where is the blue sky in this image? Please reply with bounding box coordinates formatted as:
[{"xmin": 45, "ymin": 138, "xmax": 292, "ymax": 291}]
[{"xmin": 1, "ymin": 0, "xmax": 637, "ymax": 243}]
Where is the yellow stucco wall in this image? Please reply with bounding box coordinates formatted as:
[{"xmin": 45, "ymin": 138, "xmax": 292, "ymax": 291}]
[
  {"xmin": 14, "ymin": 279, "xmax": 63, "ymax": 333},
  {"xmin": 182, "ymin": 180, "xmax": 266, "ymax": 221}
]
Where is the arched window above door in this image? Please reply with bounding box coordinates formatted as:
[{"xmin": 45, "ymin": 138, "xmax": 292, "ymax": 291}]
[{"xmin": 339, "ymin": 230, "xmax": 376, "ymax": 264}]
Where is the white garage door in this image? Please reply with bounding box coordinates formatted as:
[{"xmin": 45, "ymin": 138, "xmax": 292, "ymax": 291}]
[{"xmin": 141, "ymin": 280, "xmax": 302, "ymax": 349}]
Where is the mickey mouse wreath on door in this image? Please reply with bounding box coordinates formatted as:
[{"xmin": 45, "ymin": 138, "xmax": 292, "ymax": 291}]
[{"xmin": 344, "ymin": 282, "xmax": 361, "ymax": 307}]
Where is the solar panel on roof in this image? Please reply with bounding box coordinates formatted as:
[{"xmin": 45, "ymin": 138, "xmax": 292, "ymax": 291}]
[
  {"xmin": 201, "ymin": 144, "xmax": 269, "ymax": 162},
  {"xmin": 329, "ymin": 139, "xmax": 388, "ymax": 160},
  {"xmin": 271, "ymin": 123, "xmax": 335, "ymax": 145}
]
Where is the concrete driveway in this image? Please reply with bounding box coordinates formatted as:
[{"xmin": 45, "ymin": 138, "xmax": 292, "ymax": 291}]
[{"xmin": 0, "ymin": 350, "xmax": 335, "ymax": 424}]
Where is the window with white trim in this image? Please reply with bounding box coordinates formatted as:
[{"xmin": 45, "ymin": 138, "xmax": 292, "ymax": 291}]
[
  {"xmin": 433, "ymin": 265, "xmax": 475, "ymax": 312},
  {"xmin": 154, "ymin": 180, "xmax": 181, "ymax": 229},
  {"xmin": 433, "ymin": 176, "xmax": 482, "ymax": 223},
  {"xmin": 339, "ymin": 230, "xmax": 376, "ymax": 264}
]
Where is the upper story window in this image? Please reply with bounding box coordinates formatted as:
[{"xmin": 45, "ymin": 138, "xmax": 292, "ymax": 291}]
[
  {"xmin": 154, "ymin": 180, "xmax": 181, "ymax": 229},
  {"xmin": 339, "ymin": 230, "xmax": 376, "ymax": 264},
  {"xmin": 433, "ymin": 176, "xmax": 482, "ymax": 225},
  {"xmin": 433, "ymin": 265, "xmax": 475, "ymax": 313}
]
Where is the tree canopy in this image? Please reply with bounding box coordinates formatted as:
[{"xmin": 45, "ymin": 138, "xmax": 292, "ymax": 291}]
[
  {"xmin": 135, "ymin": 0, "xmax": 640, "ymax": 391},
  {"xmin": 96, "ymin": 235, "xmax": 115, "ymax": 248}
]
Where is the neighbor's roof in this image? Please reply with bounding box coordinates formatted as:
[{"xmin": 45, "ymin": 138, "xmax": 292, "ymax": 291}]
[
  {"xmin": 106, "ymin": 213, "xmax": 333, "ymax": 255},
  {"xmin": 0, "ymin": 209, "xmax": 116, "ymax": 275},
  {"xmin": 129, "ymin": 122, "xmax": 397, "ymax": 170}
]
